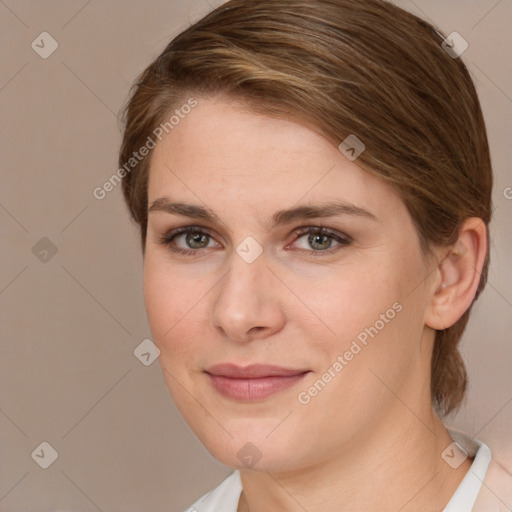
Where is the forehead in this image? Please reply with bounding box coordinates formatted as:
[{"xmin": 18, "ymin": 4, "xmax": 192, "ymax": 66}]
[{"xmin": 147, "ymin": 96, "xmax": 404, "ymax": 221}]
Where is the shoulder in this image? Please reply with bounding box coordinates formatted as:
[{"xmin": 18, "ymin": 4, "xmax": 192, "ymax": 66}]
[
  {"xmin": 182, "ymin": 470, "xmax": 242, "ymax": 512},
  {"xmin": 473, "ymin": 452, "xmax": 512, "ymax": 512},
  {"xmin": 447, "ymin": 428, "xmax": 512, "ymax": 512}
]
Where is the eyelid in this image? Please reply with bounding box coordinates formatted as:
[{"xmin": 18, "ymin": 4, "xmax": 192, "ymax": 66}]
[{"xmin": 291, "ymin": 225, "xmax": 351, "ymax": 240}]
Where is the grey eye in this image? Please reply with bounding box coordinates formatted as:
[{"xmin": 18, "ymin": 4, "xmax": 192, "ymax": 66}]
[
  {"xmin": 308, "ymin": 233, "xmax": 333, "ymax": 250},
  {"xmin": 186, "ymin": 232, "xmax": 211, "ymax": 249}
]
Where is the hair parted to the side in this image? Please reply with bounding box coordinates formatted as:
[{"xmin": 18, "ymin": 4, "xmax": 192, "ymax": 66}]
[{"xmin": 118, "ymin": 0, "xmax": 493, "ymax": 416}]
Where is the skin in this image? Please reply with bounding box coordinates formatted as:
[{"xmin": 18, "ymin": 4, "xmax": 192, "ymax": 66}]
[{"xmin": 143, "ymin": 94, "xmax": 487, "ymax": 512}]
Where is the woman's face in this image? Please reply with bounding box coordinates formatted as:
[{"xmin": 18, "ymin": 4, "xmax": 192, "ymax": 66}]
[{"xmin": 143, "ymin": 95, "xmax": 437, "ymax": 472}]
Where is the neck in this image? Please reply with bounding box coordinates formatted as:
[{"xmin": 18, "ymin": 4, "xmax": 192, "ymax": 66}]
[{"xmin": 237, "ymin": 409, "xmax": 472, "ymax": 512}]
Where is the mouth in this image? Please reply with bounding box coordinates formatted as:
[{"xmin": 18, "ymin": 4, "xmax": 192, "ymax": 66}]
[{"xmin": 205, "ymin": 363, "xmax": 310, "ymax": 401}]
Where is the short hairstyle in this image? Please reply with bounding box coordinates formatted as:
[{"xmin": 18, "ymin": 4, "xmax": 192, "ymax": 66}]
[{"xmin": 119, "ymin": 0, "xmax": 493, "ymax": 416}]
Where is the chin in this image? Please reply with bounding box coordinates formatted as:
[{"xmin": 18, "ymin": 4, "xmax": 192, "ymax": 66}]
[{"xmin": 193, "ymin": 422, "xmax": 305, "ymax": 472}]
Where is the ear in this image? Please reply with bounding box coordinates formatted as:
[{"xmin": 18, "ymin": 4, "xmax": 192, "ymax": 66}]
[{"xmin": 425, "ymin": 218, "xmax": 488, "ymax": 330}]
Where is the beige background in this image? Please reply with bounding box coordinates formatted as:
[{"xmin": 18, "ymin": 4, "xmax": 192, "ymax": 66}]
[{"xmin": 1, "ymin": 0, "xmax": 511, "ymax": 511}]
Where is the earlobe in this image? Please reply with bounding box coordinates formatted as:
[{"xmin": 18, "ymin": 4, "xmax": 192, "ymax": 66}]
[{"xmin": 426, "ymin": 218, "xmax": 487, "ymax": 330}]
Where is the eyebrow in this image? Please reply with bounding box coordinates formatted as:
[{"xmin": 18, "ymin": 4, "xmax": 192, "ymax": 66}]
[{"xmin": 148, "ymin": 198, "xmax": 377, "ymax": 229}]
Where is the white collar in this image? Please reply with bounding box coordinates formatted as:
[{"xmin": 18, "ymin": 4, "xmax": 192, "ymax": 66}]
[
  {"xmin": 187, "ymin": 470, "xmax": 241, "ymax": 511},
  {"xmin": 442, "ymin": 429, "xmax": 492, "ymax": 511}
]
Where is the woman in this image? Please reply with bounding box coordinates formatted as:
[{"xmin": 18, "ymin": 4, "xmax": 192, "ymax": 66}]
[{"xmin": 118, "ymin": 0, "xmax": 511, "ymax": 510}]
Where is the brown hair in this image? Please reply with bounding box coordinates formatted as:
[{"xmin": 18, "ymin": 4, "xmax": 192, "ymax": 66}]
[{"xmin": 119, "ymin": 0, "xmax": 493, "ymax": 416}]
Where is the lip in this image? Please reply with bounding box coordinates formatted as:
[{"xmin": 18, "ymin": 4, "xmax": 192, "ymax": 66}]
[{"xmin": 205, "ymin": 364, "xmax": 310, "ymax": 401}]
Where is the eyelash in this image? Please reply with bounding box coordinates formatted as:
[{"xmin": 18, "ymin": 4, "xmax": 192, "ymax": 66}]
[{"xmin": 156, "ymin": 225, "xmax": 352, "ymax": 257}]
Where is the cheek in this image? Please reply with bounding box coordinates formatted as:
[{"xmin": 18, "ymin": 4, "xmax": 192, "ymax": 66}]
[
  {"xmin": 297, "ymin": 250, "xmax": 427, "ymax": 378},
  {"xmin": 293, "ymin": 261, "xmax": 402, "ymax": 347},
  {"xmin": 143, "ymin": 256, "xmax": 205, "ymax": 360}
]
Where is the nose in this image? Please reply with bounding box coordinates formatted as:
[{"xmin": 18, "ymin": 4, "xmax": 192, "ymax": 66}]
[{"xmin": 211, "ymin": 249, "xmax": 286, "ymax": 344}]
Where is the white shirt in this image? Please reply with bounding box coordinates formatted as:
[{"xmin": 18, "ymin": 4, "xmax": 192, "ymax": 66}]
[{"xmin": 184, "ymin": 430, "xmax": 511, "ymax": 512}]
